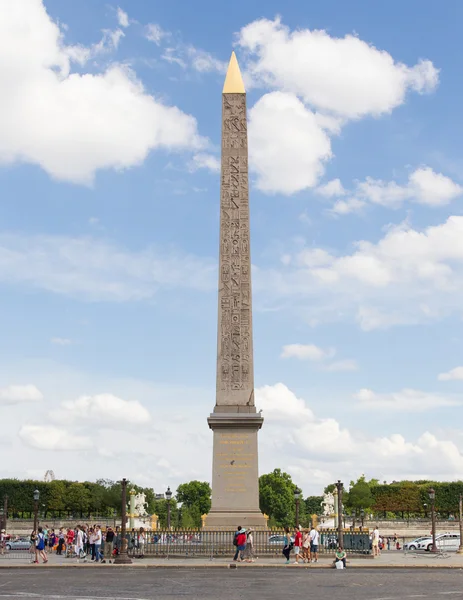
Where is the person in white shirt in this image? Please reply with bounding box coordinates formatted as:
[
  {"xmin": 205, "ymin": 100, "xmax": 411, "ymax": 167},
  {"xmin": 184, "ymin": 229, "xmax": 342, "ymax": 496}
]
[
  {"xmin": 75, "ymin": 526, "xmax": 83, "ymax": 558},
  {"xmin": 94, "ymin": 526, "xmax": 102, "ymax": 563},
  {"xmin": 372, "ymin": 527, "xmax": 380, "ymax": 557},
  {"xmin": 309, "ymin": 527, "xmax": 320, "ymax": 563}
]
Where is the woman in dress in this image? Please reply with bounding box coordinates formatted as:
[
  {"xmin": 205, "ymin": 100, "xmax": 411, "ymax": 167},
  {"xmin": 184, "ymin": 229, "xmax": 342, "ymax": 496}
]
[
  {"xmin": 244, "ymin": 529, "xmax": 255, "ymax": 562},
  {"xmin": 302, "ymin": 529, "xmax": 311, "ymax": 563}
]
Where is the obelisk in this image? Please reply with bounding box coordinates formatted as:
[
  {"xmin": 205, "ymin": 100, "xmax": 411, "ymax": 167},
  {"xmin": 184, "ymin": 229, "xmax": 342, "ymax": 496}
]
[{"xmin": 205, "ymin": 52, "xmax": 267, "ymax": 529}]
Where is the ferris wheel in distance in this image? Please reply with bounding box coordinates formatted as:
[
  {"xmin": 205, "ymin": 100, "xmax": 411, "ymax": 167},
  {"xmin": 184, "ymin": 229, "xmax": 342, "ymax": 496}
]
[{"xmin": 44, "ymin": 470, "xmax": 56, "ymax": 482}]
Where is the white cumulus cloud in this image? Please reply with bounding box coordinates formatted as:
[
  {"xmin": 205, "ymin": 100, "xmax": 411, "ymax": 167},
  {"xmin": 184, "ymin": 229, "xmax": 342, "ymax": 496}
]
[
  {"xmin": 248, "ymin": 92, "xmax": 332, "ymax": 194},
  {"xmin": 238, "ymin": 17, "xmax": 439, "ymax": 119},
  {"xmin": 438, "ymin": 367, "xmax": 463, "ymax": 381},
  {"xmin": 355, "ymin": 167, "xmax": 462, "ymax": 209},
  {"xmin": 54, "ymin": 393, "xmax": 151, "ymax": 425},
  {"xmin": 236, "ymin": 17, "xmax": 439, "ymax": 195},
  {"xmin": 281, "ymin": 343, "xmax": 335, "ymax": 361},
  {"xmin": 256, "ymin": 383, "xmax": 313, "ymax": 421},
  {"xmin": 316, "ymin": 179, "xmax": 346, "ymax": 198},
  {"xmin": 329, "ymin": 198, "xmax": 366, "ymax": 216},
  {"xmin": 0, "ymin": 0, "xmax": 205, "ymax": 184},
  {"xmin": 0, "ymin": 385, "xmax": 43, "ymax": 405},
  {"xmin": 188, "ymin": 153, "xmax": 220, "ymax": 173},
  {"xmin": 19, "ymin": 425, "xmax": 91, "ymax": 451},
  {"xmin": 264, "ymin": 215, "xmax": 463, "ymax": 329},
  {"xmin": 257, "ymin": 383, "xmax": 463, "ymax": 483}
]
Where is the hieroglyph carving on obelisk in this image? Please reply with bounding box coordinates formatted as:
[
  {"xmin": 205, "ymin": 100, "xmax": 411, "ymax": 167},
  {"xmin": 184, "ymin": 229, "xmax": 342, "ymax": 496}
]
[{"xmin": 216, "ymin": 51, "xmax": 254, "ymax": 409}]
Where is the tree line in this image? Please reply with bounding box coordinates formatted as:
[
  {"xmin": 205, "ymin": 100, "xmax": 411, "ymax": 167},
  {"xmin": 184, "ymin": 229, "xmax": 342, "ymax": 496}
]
[
  {"xmin": 0, "ymin": 478, "xmax": 212, "ymax": 528},
  {"xmin": 326, "ymin": 475, "xmax": 463, "ymax": 520},
  {"xmin": 1, "ymin": 472, "xmax": 462, "ymax": 529}
]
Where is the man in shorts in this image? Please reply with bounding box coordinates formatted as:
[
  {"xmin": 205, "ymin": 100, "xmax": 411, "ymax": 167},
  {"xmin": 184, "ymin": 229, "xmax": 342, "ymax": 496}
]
[
  {"xmin": 309, "ymin": 525, "xmax": 319, "ymax": 563},
  {"xmin": 293, "ymin": 527, "xmax": 302, "ymax": 564}
]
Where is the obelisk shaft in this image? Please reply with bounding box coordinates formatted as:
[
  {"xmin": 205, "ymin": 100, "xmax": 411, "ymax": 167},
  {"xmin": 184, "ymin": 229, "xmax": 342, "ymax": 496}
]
[
  {"xmin": 215, "ymin": 88, "xmax": 254, "ymax": 410},
  {"xmin": 205, "ymin": 53, "xmax": 266, "ymax": 530}
]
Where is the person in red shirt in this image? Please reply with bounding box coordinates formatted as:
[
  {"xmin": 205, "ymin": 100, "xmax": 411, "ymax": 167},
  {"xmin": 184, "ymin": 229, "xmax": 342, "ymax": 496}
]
[
  {"xmin": 66, "ymin": 528, "xmax": 75, "ymax": 547},
  {"xmin": 232, "ymin": 526, "xmax": 247, "ymax": 562},
  {"xmin": 293, "ymin": 527, "xmax": 303, "ymax": 564}
]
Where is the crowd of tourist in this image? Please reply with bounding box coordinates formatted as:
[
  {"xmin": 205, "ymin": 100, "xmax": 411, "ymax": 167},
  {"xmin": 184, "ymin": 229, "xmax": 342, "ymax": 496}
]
[
  {"xmin": 1, "ymin": 522, "xmax": 402, "ymax": 566},
  {"xmin": 26, "ymin": 524, "xmax": 147, "ymax": 564},
  {"xmin": 232, "ymin": 524, "xmax": 324, "ymax": 565}
]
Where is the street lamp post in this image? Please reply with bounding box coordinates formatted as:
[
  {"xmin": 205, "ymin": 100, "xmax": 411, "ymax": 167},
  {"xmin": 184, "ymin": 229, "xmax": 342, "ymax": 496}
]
[
  {"xmin": 294, "ymin": 487, "xmax": 301, "ymax": 528},
  {"xmin": 166, "ymin": 487, "xmax": 172, "ymax": 529},
  {"xmin": 335, "ymin": 480, "xmax": 344, "ymax": 549},
  {"xmin": 0, "ymin": 496, "xmax": 7, "ymax": 532},
  {"xmin": 33, "ymin": 489, "xmax": 39, "ymax": 532},
  {"xmin": 115, "ymin": 478, "xmax": 132, "ymax": 564},
  {"xmin": 360, "ymin": 509, "xmax": 365, "ymax": 530},
  {"xmin": 423, "ymin": 503, "xmax": 428, "ymax": 519},
  {"xmin": 458, "ymin": 494, "xmax": 463, "ymax": 555},
  {"xmin": 428, "ymin": 488, "xmax": 437, "ymax": 553}
]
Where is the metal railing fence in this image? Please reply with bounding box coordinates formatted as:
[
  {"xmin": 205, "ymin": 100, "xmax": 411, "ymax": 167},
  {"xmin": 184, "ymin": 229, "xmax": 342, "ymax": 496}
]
[{"xmin": 122, "ymin": 529, "xmax": 371, "ymax": 557}]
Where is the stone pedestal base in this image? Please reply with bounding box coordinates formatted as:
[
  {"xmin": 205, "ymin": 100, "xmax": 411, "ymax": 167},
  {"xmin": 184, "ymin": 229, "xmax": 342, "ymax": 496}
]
[
  {"xmin": 205, "ymin": 412, "xmax": 266, "ymax": 530},
  {"xmin": 203, "ymin": 509, "xmax": 267, "ymax": 530}
]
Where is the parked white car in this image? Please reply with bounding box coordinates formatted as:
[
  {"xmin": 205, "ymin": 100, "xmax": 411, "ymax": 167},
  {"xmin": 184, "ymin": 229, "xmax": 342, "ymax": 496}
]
[
  {"xmin": 403, "ymin": 537, "xmax": 431, "ymax": 550},
  {"xmin": 415, "ymin": 533, "xmax": 460, "ymax": 552}
]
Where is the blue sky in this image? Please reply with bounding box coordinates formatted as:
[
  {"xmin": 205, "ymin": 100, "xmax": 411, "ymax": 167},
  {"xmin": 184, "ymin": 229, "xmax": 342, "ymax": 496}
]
[{"xmin": 1, "ymin": 0, "xmax": 463, "ymax": 495}]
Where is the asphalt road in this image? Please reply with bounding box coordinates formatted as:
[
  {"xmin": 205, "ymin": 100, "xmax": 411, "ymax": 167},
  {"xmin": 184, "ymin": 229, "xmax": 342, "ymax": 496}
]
[{"xmin": 0, "ymin": 568, "xmax": 462, "ymax": 599}]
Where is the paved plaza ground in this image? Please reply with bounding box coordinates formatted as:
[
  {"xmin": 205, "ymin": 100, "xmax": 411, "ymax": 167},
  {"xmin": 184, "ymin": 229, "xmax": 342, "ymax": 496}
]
[
  {"xmin": 2, "ymin": 549, "xmax": 463, "ymax": 569},
  {"xmin": 0, "ymin": 568, "xmax": 462, "ymax": 599}
]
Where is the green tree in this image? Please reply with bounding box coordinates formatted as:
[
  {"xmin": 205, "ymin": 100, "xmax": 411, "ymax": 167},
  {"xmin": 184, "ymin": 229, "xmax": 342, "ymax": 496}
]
[
  {"xmin": 66, "ymin": 483, "xmax": 91, "ymax": 516},
  {"xmin": 324, "ymin": 483, "xmax": 336, "ymax": 495},
  {"xmin": 179, "ymin": 505, "xmax": 201, "ymax": 528},
  {"xmin": 46, "ymin": 480, "xmax": 67, "ymax": 514},
  {"xmin": 259, "ymin": 469, "xmax": 299, "ymax": 527},
  {"xmin": 176, "ymin": 481, "xmax": 211, "ymax": 518},
  {"xmin": 346, "ymin": 475, "xmax": 374, "ymax": 516},
  {"xmin": 152, "ymin": 498, "xmax": 179, "ymax": 528},
  {"xmin": 305, "ymin": 496, "xmax": 323, "ymax": 516}
]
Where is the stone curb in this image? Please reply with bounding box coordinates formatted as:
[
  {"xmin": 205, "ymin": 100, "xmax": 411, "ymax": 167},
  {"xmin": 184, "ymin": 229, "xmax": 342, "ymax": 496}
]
[{"xmin": 0, "ymin": 563, "xmax": 462, "ymax": 570}]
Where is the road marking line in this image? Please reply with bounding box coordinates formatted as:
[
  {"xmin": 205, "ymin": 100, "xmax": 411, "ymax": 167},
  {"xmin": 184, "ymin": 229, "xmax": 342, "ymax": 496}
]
[{"xmin": 0, "ymin": 592, "xmax": 150, "ymax": 600}]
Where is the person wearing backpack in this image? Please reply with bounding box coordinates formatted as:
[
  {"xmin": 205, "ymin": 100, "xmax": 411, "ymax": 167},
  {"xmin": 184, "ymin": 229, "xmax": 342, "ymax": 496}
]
[
  {"xmin": 36, "ymin": 527, "xmax": 48, "ymax": 563},
  {"xmin": 232, "ymin": 526, "xmax": 246, "ymax": 562},
  {"xmin": 232, "ymin": 526, "xmax": 240, "ymax": 561}
]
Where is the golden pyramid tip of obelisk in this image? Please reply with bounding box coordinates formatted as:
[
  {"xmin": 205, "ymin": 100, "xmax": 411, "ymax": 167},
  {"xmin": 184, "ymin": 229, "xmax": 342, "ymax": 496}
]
[{"xmin": 222, "ymin": 51, "xmax": 245, "ymax": 94}]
